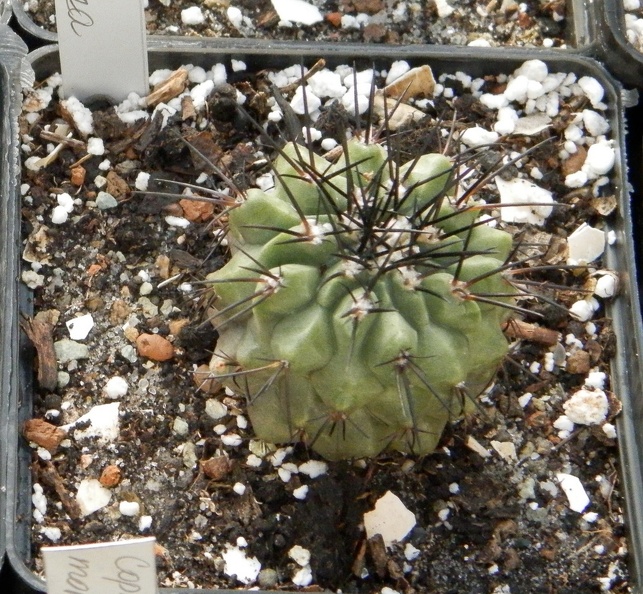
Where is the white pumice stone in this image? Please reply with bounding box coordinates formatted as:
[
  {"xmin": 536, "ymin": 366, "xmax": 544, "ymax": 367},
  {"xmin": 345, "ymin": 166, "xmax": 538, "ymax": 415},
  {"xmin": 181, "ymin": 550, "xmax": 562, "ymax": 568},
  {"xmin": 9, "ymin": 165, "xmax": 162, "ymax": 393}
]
[
  {"xmin": 569, "ymin": 298, "xmax": 599, "ymax": 322},
  {"xmin": 460, "ymin": 126, "xmax": 499, "ymax": 147},
  {"xmin": 51, "ymin": 205, "xmax": 69, "ymax": 224},
  {"xmin": 181, "ymin": 6, "xmax": 205, "ymax": 25},
  {"xmin": 104, "ymin": 376, "xmax": 128, "ymax": 399},
  {"xmin": 226, "ymin": 6, "xmax": 243, "ymax": 27},
  {"xmin": 585, "ymin": 371, "xmax": 607, "ymax": 390},
  {"xmin": 298, "ymin": 460, "xmax": 328, "ymax": 478},
  {"xmin": 135, "ymin": 171, "xmax": 150, "ymax": 191},
  {"xmin": 288, "ymin": 545, "xmax": 311, "ymax": 567},
  {"xmin": 119, "ymin": 501, "xmax": 141, "ymax": 517},
  {"xmin": 290, "ymin": 86, "xmax": 322, "ymax": 114},
  {"xmin": 222, "ymin": 546, "xmax": 261, "ymax": 585},
  {"xmin": 583, "ymin": 141, "xmax": 616, "ymax": 177},
  {"xmin": 293, "ymin": 485, "xmax": 309, "ymax": 500},
  {"xmin": 578, "ymin": 76, "xmax": 604, "ymax": 107},
  {"xmin": 496, "ymin": 177, "xmax": 554, "ymax": 225},
  {"xmin": 271, "ymin": 0, "xmax": 324, "ymax": 25},
  {"xmin": 564, "ymin": 388, "xmax": 609, "ymax": 425}
]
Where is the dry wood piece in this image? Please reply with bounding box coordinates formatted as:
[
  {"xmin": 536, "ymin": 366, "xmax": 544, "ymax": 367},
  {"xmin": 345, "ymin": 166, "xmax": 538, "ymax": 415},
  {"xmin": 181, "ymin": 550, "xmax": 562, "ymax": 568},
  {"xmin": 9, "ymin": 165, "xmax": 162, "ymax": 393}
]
[
  {"xmin": 23, "ymin": 418, "xmax": 66, "ymax": 452},
  {"xmin": 201, "ymin": 456, "xmax": 233, "ymax": 480},
  {"xmin": 144, "ymin": 68, "xmax": 190, "ymax": 107},
  {"xmin": 36, "ymin": 461, "xmax": 82, "ymax": 520},
  {"xmin": 39, "ymin": 129, "xmax": 87, "ymax": 151},
  {"xmin": 20, "ymin": 315, "xmax": 58, "ymax": 391},
  {"xmin": 503, "ymin": 318, "xmax": 561, "ymax": 346}
]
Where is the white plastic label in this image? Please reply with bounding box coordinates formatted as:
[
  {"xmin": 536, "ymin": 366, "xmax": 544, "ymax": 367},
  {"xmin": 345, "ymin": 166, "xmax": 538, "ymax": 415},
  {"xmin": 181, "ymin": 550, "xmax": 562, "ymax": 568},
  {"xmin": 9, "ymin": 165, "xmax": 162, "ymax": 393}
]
[
  {"xmin": 42, "ymin": 537, "xmax": 158, "ymax": 594},
  {"xmin": 53, "ymin": 0, "xmax": 149, "ymax": 102}
]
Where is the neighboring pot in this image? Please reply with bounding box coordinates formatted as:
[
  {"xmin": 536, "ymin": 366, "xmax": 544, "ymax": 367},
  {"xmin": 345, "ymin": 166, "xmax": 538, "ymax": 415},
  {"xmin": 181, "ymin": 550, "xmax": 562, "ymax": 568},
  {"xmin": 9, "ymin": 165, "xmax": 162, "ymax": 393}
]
[
  {"xmin": 0, "ymin": 24, "xmax": 29, "ymax": 588},
  {"xmin": 5, "ymin": 39, "xmax": 643, "ymax": 593},
  {"xmin": 1, "ymin": 0, "xmax": 11, "ymax": 26},
  {"xmin": 597, "ymin": 0, "xmax": 643, "ymax": 87},
  {"xmin": 10, "ymin": 0, "xmax": 598, "ymax": 50}
]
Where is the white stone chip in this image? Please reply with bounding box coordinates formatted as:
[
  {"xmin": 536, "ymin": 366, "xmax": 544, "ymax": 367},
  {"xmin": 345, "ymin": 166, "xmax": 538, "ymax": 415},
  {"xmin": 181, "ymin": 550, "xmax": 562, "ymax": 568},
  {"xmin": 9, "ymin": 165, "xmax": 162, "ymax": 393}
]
[
  {"xmin": 513, "ymin": 114, "xmax": 551, "ymax": 135},
  {"xmin": 563, "ymin": 388, "xmax": 609, "ymax": 425},
  {"xmin": 222, "ymin": 546, "xmax": 262, "ymax": 585},
  {"xmin": 76, "ymin": 479, "xmax": 112, "ymax": 517},
  {"xmin": 466, "ymin": 435, "xmax": 491, "ymax": 457},
  {"xmin": 557, "ymin": 473, "xmax": 590, "ymax": 513},
  {"xmin": 205, "ymin": 399, "xmax": 228, "ymax": 420},
  {"xmin": 63, "ymin": 402, "xmax": 120, "ymax": 444},
  {"xmin": 139, "ymin": 515, "xmax": 153, "ymax": 531},
  {"xmin": 567, "ymin": 223, "xmax": 605, "ymax": 265},
  {"xmin": 433, "ymin": 0, "xmax": 455, "ymax": 17},
  {"xmin": 271, "ymin": 0, "xmax": 323, "ymax": 25},
  {"xmin": 490, "ymin": 440, "xmax": 518, "ymax": 462},
  {"xmin": 363, "ymin": 491, "xmax": 417, "ymax": 548},
  {"xmin": 66, "ymin": 313, "xmax": 94, "ymax": 340},
  {"xmin": 135, "ymin": 171, "xmax": 150, "ymax": 191}
]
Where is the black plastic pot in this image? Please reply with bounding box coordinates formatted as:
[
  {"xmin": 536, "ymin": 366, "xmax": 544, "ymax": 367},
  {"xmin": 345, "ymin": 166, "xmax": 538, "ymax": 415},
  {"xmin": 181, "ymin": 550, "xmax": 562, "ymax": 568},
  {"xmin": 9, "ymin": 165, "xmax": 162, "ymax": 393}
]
[
  {"xmin": 5, "ymin": 39, "xmax": 643, "ymax": 593},
  {"xmin": 0, "ymin": 23, "xmax": 29, "ymax": 588},
  {"xmin": 597, "ymin": 0, "xmax": 643, "ymax": 88},
  {"xmin": 10, "ymin": 0, "xmax": 598, "ymax": 50}
]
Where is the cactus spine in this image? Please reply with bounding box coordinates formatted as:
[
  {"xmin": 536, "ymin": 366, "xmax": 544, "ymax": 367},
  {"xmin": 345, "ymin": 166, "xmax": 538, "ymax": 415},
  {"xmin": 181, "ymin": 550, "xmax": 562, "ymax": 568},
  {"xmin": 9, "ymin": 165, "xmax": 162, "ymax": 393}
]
[{"xmin": 206, "ymin": 138, "xmax": 515, "ymax": 460}]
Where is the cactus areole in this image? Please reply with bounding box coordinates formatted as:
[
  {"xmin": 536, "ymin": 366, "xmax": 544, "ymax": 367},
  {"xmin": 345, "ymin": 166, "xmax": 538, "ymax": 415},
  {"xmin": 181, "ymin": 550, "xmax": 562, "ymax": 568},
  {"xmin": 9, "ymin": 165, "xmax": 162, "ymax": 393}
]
[{"xmin": 207, "ymin": 139, "xmax": 516, "ymax": 460}]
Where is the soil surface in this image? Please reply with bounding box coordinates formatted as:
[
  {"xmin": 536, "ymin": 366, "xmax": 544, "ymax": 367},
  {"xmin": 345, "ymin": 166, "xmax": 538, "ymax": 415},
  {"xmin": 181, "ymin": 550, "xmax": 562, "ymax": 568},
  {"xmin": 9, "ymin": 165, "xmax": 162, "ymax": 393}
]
[
  {"xmin": 18, "ymin": 57, "xmax": 630, "ymax": 593},
  {"xmin": 22, "ymin": 0, "xmax": 569, "ymax": 47}
]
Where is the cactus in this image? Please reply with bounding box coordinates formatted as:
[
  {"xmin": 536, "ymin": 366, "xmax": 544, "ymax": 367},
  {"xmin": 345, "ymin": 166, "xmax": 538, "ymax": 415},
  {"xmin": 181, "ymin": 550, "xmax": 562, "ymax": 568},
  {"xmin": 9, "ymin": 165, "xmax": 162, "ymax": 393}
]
[{"xmin": 206, "ymin": 138, "xmax": 516, "ymax": 460}]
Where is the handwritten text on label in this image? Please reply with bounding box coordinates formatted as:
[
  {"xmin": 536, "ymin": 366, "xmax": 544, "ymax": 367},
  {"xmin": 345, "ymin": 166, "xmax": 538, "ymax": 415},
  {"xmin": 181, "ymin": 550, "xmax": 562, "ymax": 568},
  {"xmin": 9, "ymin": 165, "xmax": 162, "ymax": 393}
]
[{"xmin": 65, "ymin": 0, "xmax": 93, "ymax": 36}]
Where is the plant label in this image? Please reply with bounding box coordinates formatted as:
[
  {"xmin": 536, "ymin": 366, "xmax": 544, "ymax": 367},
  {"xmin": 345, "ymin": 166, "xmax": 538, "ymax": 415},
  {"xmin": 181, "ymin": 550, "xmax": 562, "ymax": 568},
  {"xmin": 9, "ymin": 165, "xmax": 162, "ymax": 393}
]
[
  {"xmin": 42, "ymin": 537, "xmax": 158, "ymax": 594},
  {"xmin": 53, "ymin": 0, "xmax": 149, "ymax": 102}
]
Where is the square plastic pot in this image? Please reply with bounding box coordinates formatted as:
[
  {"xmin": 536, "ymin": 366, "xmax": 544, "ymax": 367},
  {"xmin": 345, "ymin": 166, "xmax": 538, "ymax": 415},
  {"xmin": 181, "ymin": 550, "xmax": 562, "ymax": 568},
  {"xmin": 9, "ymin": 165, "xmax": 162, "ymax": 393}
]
[
  {"xmin": 10, "ymin": 0, "xmax": 598, "ymax": 51},
  {"xmin": 0, "ymin": 23, "xmax": 29, "ymax": 587},
  {"xmin": 596, "ymin": 0, "xmax": 643, "ymax": 87},
  {"xmin": 4, "ymin": 39, "xmax": 643, "ymax": 593}
]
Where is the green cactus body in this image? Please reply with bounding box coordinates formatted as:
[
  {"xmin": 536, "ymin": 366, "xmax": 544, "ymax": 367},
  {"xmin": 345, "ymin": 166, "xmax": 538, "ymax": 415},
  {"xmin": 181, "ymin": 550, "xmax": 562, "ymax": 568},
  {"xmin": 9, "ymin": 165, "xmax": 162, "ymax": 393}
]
[{"xmin": 207, "ymin": 138, "xmax": 515, "ymax": 460}]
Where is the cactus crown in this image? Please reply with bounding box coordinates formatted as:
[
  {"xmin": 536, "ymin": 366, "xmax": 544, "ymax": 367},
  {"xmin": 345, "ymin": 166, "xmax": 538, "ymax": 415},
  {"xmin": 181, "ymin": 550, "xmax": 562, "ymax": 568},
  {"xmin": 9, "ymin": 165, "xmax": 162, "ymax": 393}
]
[{"xmin": 206, "ymin": 135, "xmax": 517, "ymax": 460}]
